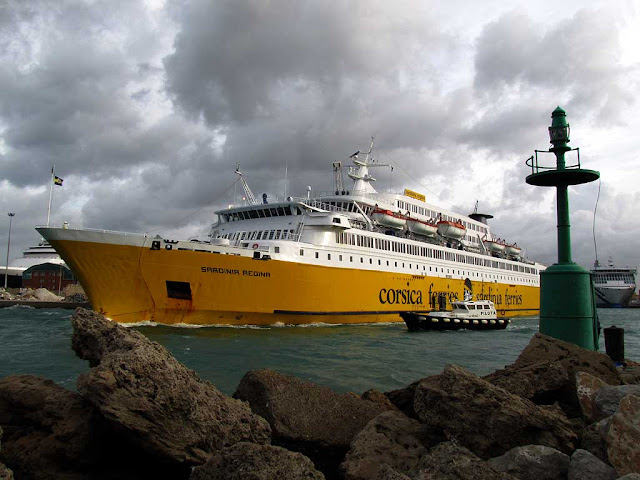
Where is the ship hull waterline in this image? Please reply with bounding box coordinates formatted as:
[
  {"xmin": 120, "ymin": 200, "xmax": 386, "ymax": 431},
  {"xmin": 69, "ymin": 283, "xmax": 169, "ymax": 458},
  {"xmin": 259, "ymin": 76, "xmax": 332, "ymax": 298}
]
[{"xmin": 41, "ymin": 230, "xmax": 540, "ymax": 325}]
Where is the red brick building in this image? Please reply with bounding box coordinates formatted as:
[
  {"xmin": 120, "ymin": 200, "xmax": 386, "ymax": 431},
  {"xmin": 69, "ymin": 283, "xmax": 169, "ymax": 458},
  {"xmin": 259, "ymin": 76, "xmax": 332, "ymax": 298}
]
[{"xmin": 22, "ymin": 263, "xmax": 78, "ymax": 294}]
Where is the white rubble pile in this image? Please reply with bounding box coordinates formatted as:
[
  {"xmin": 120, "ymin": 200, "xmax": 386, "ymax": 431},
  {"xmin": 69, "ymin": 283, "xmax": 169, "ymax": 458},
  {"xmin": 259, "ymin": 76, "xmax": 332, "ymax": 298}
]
[{"xmin": 0, "ymin": 287, "xmax": 63, "ymax": 302}]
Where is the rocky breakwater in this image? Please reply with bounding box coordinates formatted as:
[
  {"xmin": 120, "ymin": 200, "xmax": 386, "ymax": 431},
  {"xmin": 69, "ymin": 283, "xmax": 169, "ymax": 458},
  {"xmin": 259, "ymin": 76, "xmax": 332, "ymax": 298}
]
[
  {"xmin": 0, "ymin": 309, "xmax": 637, "ymax": 480},
  {"xmin": 0, "ymin": 286, "xmax": 90, "ymax": 309}
]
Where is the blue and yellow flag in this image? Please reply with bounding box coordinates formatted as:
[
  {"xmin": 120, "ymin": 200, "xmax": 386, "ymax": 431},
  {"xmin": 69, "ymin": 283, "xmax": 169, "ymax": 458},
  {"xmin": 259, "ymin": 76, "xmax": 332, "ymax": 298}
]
[{"xmin": 54, "ymin": 176, "xmax": 63, "ymax": 186}]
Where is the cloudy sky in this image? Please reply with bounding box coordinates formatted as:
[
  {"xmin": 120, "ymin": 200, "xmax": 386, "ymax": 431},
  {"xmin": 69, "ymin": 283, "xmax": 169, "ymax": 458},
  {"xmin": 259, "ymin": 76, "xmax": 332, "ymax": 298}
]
[{"xmin": 1, "ymin": 0, "xmax": 639, "ymax": 274}]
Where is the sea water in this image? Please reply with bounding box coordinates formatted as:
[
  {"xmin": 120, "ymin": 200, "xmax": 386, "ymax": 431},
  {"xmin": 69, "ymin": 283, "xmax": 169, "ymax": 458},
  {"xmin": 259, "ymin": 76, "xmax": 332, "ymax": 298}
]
[{"xmin": 1, "ymin": 307, "xmax": 638, "ymax": 396}]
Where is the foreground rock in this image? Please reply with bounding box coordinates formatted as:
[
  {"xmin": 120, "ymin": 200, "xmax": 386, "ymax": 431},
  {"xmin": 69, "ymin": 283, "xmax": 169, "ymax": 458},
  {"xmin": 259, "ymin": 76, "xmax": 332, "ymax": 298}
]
[
  {"xmin": 339, "ymin": 410, "xmax": 443, "ymax": 480},
  {"xmin": 0, "ymin": 375, "xmax": 98, "ymax": 479},
  {"xmin": 0, "ymin": 374, "xmax": 191, "ymax": 480},
  {"xmin": 484, "ymin": 333, "xmax": 621, "ymax": 417},
  {"xmin": 414, "ymin": 364, "xmax": 578, "ymax": 459},
  {"xmin": 0, "ymin": 426, "xmax": 13, "ymax": 480},
  {"xmin": 488, "ymin": 445, "xmax": 569, "ymax": 480},
  {"xmin": 72, "ymin": 308, "xmax": 271, "ymax": 466},
  {"xmin": 234, "ymin": 368, "xmax": 392, "ymax": 477},
  {"xmin": 593, "ymin": 385, "xmax": 640, "ymax": 421},
  {"xmin": 567, "ymin": 448, "xmax": 617, "ymax": 480},
  {"xmin": 606, "ymin": 394, "xmax": 640, "ymax": 475},
  {"xmin": 579, "ymin": 418, "xmax": 610, "ymax": 462},
  {"xmin": 415, "ymin": 441, "xmax": 517, "ymax": 479},
  {"xmin": 190, "ymin": 442, "xmax": 325, "ymax": 480},
  {"xmin": 576, "ymin": 372, "xmax": 609, "ymax": 422},
  {"xmin": 0, "ymin": 463, "xmax": 12, "ymax": 480}
]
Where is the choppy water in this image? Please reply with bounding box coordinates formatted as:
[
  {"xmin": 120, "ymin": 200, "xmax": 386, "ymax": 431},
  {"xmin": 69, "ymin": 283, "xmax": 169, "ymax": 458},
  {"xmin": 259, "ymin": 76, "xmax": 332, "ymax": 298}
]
[{"xmin": 1, "ymin": 307, "xmax": 638, "ymax": 396}]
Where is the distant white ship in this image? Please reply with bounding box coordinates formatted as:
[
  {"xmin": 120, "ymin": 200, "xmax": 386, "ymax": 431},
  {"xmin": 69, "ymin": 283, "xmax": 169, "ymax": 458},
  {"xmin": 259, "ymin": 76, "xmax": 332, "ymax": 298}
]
[
  {"xmin": 3, "ymin": 239, "xmax": 65, "ymax": 278},
  {"xmin": 591, "ymin": 260, "xmax": 637, "ymax": 308}
]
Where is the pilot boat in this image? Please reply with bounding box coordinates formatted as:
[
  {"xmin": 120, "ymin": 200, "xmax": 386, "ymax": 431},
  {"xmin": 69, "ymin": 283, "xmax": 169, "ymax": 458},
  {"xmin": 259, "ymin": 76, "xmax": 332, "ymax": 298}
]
[{"xmin": 400, "ymin": 300, "xmax": 509, "ymax": 331}]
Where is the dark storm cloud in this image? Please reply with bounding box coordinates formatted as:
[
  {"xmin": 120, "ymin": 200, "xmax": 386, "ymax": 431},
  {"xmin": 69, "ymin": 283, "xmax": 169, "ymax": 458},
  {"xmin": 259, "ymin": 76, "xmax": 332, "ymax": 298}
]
[
  {"xmin": 164, "ymin": 0, "xmax": 444, "ymax": 126},
  {"xmin": 1, "ymin": 0, "xmax": 638, "ymax": 273},
  {"xmin": 0, "ymin": 0, "xmax": 192, "ymax": 187},
  {"xmin": 473, "ymin": 9, "xmax": 632, "ymax": 120}
]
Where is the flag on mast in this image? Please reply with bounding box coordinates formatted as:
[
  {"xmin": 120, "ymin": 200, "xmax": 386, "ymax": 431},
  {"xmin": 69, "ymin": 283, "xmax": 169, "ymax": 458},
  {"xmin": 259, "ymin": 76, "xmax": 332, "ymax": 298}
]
[{"xmin": 54, "ymin": 176, "xmax": 63, "ymax": 186}]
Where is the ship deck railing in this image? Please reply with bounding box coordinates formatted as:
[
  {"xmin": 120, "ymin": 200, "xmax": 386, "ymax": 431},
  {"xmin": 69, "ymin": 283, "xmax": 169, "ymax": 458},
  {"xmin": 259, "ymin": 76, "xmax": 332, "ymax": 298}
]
[{"xmin": 36, "ymin": 225, "xmax": 148, "ymax": 238}]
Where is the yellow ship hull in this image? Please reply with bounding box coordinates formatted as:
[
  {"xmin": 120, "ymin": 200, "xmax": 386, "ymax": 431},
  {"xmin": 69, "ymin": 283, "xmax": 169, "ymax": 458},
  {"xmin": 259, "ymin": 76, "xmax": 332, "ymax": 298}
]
[{"xmin": 42, "ymin": 229, "xmax": 539, "ymax": 325}]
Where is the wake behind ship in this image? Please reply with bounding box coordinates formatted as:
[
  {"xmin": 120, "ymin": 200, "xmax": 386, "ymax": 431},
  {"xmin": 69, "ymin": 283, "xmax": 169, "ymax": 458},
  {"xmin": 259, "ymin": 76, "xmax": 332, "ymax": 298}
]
[{"xmin": 38, "ymin": 141, "xmax": 543, "ymax": 325}]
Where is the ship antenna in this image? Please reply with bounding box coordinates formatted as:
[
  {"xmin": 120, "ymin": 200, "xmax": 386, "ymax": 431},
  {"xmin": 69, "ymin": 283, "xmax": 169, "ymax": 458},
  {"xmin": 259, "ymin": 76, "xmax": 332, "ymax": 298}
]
[
  {"xmin": 592, "ymin": 178, "xmax": 601, "ymax": 267},
  {"xmin": 234, "ymin": 164, "xmax": 258, "ymax": 205}
]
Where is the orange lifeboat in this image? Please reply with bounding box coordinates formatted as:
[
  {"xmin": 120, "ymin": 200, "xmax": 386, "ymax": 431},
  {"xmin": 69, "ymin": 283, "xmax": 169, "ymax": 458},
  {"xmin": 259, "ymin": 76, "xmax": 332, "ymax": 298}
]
[
  {"xmin": 483, "ymin": 239, "xmax": 506, "ymax": 253},
  {"xmin": 406, "ymin": 218, "xmax": 438, "ymax": 237},
  {"xmin": 371, "ymin": 208, "xmax": 407, "ymax": 229},
  {"xmin": 505, "ymin": 243, "xmax": 521, "ymax": 257},
  {"xmin": 436, "ymin": 220, "xmax": 466, "ymax": 240}
]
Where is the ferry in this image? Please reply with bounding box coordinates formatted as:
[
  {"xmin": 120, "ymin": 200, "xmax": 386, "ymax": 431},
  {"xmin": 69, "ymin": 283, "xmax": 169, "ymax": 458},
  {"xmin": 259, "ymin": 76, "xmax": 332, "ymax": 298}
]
[
  {"xmin": 591, "ymin": 260, "xmax": 637, "ymax": 308},
  {"xmin": 36, "ymin": 140, "xmax": 543, "ymax": 325}
]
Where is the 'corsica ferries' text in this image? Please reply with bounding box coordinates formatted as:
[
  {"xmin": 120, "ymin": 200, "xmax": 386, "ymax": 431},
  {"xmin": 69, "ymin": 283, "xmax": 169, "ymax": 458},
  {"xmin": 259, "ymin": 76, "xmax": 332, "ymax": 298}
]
[{"xmin": 379, "ymin": 288, "xmax": 423, "ymax": 305}]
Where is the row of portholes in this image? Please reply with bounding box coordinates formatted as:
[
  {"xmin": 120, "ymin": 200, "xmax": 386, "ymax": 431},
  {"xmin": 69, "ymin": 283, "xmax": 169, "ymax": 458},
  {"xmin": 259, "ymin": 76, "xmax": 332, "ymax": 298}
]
[{"xmin": 298, "ymin": 249, "xmax": 539, "ymax": 285}]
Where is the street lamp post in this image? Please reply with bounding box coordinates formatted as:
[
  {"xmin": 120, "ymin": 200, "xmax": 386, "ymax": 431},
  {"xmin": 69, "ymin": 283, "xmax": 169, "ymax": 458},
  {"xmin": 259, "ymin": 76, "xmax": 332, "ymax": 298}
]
[{"xmin": 4, "ymin": 212, "xmax": 15, "ymax": 289}]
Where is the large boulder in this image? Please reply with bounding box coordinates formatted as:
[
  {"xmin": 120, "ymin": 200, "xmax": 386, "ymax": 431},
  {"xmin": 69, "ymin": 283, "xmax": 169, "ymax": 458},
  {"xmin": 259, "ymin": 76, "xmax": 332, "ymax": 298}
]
[
  {"xmin": 485, "ymin": 334, "xmax": 621, "ymax": 417},
  {"xmin": 567, "ymin": 448, "xmax": 617, "ymax": 480},
  {"xmin": 576, "ymin": 372, "xmax": 609, "ymax": 422},
  {"xmin": 593, "ymin": 385, "xmax": 640, "ymax": 421},
  {"xmin": 488, "ymin": 445, "xmax": 570, "ymax": 480},
  {"xmin": 384, "ymin": 380, "xmax": 420, "ymax": 419},
  {"xmin": 72, "ymin": 308, "xmax": 271, "ymax": 466},
  {"xmin": 0, "ymin": 374, "xmax": 190, "ymax": 480},
  {"xmin": 0, "ymin": 463, "xmax": 12, "ymax": 480},
  {"xmin": 339, "ymin": 410, "xmax": 443, "ymax": 480},
  {"xmin": 189, "ymin": 442, "xmax": 325, "ymax": 480},
  {"xmin": 414, "ymin": 364, "xmax": 578, "ymax": 459},
  {"xmin": 579, "ymin": 418, "xmax": 610, "ymax": 462},
  {"xmin": 415, "ymin": 441, "xmax": 517, "ymax": 480},
  {"xmin": 606, "ymin": 394, "xmax": 640, "ymax": 476},
  {"xmin": 234, "ymin": 369, "xmax": 392, "ymax": 477},
  {"xmin": 0, "ymin": 375, "xmax": 99, "ymax": 479}
]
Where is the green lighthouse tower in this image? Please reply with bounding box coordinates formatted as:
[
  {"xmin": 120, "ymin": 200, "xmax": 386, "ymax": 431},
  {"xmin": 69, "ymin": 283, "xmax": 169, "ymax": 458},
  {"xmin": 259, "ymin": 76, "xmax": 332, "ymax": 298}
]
[{"xmin": 526, "ymin": 107, "xmax": 600, "ymax": 350}]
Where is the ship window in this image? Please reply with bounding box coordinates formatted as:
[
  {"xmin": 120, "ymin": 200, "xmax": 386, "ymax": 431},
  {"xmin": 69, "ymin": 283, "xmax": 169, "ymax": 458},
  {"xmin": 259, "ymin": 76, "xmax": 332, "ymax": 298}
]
[
  {"xmin": 361, "ymin": 257, "xmax": 363, "ymax": 263},
  {"xmin": 333, "ymin": 217, "xmax": 341, "ymax": 224},
  {"xmin": 350, "ymin": 256, "xmax": 353, "ymax": 262},
  {"xmin": 339, "ymin": 255, "xmax": 343, "ymax": 261},
  {"xmin": 315, "ymin": 252, "xmax": 319, "ymax": 259},
  {"xmin": 166, "ymin": 281, "xmax": 192, "ymax": 300},
  {"xmin": 277, "ymin": 207, "xmax": 286, "ymax": 216},
  {"xmin": 300, "ymin": 249, "xmax": 304, "ymax": 256},
  {"xmin": 269, "ymin": 231, "xmax": 275, "ymax": 240},
  {"xmin": 274, "ymin": 247, "xmax": 280, "ymax": 253},
  {"xmin": 328, "ymin": 254, "xmax": 331, "ymax": 260},
  {"xmin": 378, "ymin": 260, "xmax": 381, "ymax": 265}
]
